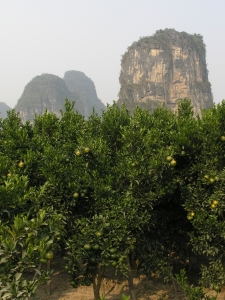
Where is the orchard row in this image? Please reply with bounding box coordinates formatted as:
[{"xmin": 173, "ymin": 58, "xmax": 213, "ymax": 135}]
[{"xmin": 1, "ymin": 99, "xmax": 225, "ymax": 299}]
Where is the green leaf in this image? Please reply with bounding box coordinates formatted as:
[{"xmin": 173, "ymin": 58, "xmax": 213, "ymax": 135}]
[
  {"xmin": 121, "ymin": 294, "xmax": 130, "ymax": 300},
  {"xmin": 2, "ymin": 293, "xmax": 12, "ymax": 299},
  {"xmin": 22, "ymin": 250, "xmax": 27, "ymax": 258},
  {"xmin": 14, "ymin": 272, "xmax": 22, "ymax": 281},
  {"xmin": 34, "ymin": 268, "xmax": 41, "ymax": 276}
]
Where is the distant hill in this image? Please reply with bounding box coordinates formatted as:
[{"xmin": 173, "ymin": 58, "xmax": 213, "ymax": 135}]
[
  {"xmin": 15, "ymin": 74, "xmax": 75, "ymax": 122},
  {"xmin": 63, "ymin": 70, "xmax": 105, "ymax": 116},
  {"xmin": 0, "ymin": 102, "xmax": 11, "ymax": 119},
  {"xmin": 15, "ymin": 72, "xmax": 106, "ymax": 122}
]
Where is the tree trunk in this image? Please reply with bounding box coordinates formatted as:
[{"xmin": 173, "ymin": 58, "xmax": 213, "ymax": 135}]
[
  {"xmin": 127, "ymin": 254, "xmax": 137, "ymax": 300},
  {"xmin": 93, "ymin": 264, "xmax": 105, "ymax": 300},
  {"xmin": 33, "ymin": 263, "xmax": 41, "ymax": 280},
  {"xmin": 46, "ymin": 260, "xmax": 51, "ymax": 295}
]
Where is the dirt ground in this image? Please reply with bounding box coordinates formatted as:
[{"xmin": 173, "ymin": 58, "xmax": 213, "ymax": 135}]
[{"xmin": 35, "ymin": 258, "xmax": 225, "ymax": 300}]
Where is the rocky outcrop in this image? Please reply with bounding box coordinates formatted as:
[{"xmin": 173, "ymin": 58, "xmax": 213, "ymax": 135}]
[
  {"xmin": 118, "ymin": 29, "xmax": 213, "ymax": 115},
  {"xmin": 15, "ymin": 72, "xmax": 106, "ymax": 122}
]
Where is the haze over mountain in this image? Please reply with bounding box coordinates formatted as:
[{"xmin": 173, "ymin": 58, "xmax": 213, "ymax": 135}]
[
  {"xmin": 63, "ymin": 71, "xmax": 106, "ymax": 117},
  {"xmin": 0, "ymin": 102, "xmax": 11, "ymax": 119},
  {"xmin": 15, "ymin": 71, "xmax": 106, "ymax": 122}
]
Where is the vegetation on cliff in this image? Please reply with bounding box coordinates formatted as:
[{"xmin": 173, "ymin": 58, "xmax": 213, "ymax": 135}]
[{"xmin": 131, "ymin": 29, "xmax": 206, "ymax": 57}]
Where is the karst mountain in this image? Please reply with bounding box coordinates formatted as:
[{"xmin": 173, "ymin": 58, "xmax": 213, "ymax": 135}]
[
  {"xmin": 15, "ymin": 71, "xmax": 106, "ymax": 122},
  {"xmin": 117, "ymin": 28, "xmax": 213, "ymax": 115}
]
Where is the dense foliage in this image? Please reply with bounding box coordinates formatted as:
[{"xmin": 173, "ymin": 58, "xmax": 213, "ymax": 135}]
[{"xmin": 1, "ymin": 99, "xmax": 225, "ymax": 299}]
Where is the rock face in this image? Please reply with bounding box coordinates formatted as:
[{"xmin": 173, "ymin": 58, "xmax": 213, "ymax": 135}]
[
  {"xmin": 15, "ymin": 72, "xmax": 105, "ymax": 122},
  {"xmin": 118, "ymin": 29, "xmax": 213, "ymax": 115},
  {"xmin": 0, "ymin": 102, "xmax": 11, "ymax": 119}
]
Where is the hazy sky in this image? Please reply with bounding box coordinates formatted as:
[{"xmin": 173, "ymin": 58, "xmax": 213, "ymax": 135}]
[{"xmin": 1, "ymin": 0, "xmax": 224, "ymax": 108}]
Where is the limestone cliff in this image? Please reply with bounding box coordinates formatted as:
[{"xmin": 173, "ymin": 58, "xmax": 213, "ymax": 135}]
[
  {"xmin": 118, "ymin": 29, "xmax": 213, "ymax": 115},
  {"xmin": 15, "ymin": 72, "xmax": 105, "ymax": 122}
]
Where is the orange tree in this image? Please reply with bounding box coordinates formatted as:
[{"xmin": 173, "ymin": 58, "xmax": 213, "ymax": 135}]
[
  {"xmin": 139, "ymin": 99, "xmax": 225, "ymax": 295},
  {"xmin": 63, "ymin": 104, "xmax": 139, "ymax": 299},
  {"xmin": 182, "ymin": 101, "xmax": 225, "ymax": 292},
  {"xmin": 63, "ymin": 102, "xmax": 199, "ymax": 299},
  {"xmin": 0, "ymin": 111, "xmax": 64, "ymax": 299},
  {"xmin": 3, "ymin": 99, "xmax": 225, "ymax": 299},
  {"xmin": 29, "ymin": 100, "xmax": 95, "ymax": 229},
  {"xmin": 69, "ymin": 99, "xmax": 225, "ymax": 299},
  {"xmin": 114, "ymin": 102, "xmax": 196, "ymax": 282}
]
